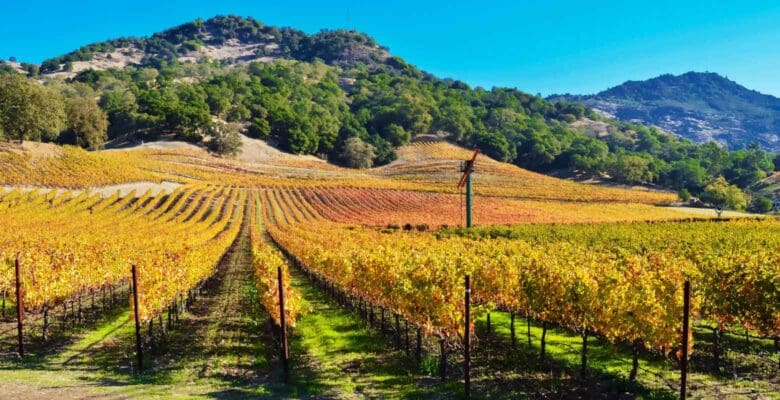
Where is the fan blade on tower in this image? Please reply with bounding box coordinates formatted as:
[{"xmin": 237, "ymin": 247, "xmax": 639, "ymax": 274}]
[{"xmin": 457, "ymin": 149, "xmax": 480, "ymax": 188}]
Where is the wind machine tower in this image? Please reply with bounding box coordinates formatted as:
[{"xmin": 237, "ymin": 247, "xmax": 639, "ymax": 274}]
[{"xmin": 457, "ymin": 149, "xmax": 479, "ymax": 228}]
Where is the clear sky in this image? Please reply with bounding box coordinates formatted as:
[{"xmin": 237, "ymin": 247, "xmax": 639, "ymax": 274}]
[{"xmin": 2, "ymin": 0, "xmax": 780, "ymax": 96}]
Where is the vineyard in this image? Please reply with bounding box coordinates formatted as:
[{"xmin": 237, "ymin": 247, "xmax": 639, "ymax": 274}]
[
  {"xmin": 0, "ymin": 139, "xmax": 778, "ymax": 399},
  {"xmin": 297, "ymin": 186, "xmax": 702, "ymax": 226},
  {"xmin": 0, "ymin": 184, "xmax": 243, "ymax": 323}
]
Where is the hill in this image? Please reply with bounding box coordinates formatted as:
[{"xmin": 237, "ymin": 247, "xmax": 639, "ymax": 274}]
[
  {"xmin": 1, "ymin": 16, "xmax": 777, "ymax": 203},
  {"xmin": 2, "ymin": 137, "xmax": 708, "ymax": 230},
  {"xmin": 31, "ymin": 15, "xmax": 391, "ymax": 76},
  {"xmin": 551, "ymin": 72, "xmax": 780, "ymax": 152}
]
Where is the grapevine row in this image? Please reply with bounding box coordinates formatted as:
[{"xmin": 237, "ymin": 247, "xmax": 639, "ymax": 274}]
[
  {"xmin": 0, "ymin": 185, "xmax": 245, "ymax": 324},
  {"xmin": 261, "ymin": 190, "xmax": 778, "ymax": 361},
  {"xmin": 248, "ymin": 189, "xmax": 305, "ymax": 327}
]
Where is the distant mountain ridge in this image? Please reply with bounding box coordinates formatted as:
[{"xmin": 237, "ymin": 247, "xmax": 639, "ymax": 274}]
[{"xmin": 550, "ymin": 72, "xmax": 780, "ymax": 152}]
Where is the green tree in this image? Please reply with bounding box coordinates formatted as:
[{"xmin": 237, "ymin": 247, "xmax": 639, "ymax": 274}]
[
  {"xmin": 207, "ymin": 122, "xmax": 242, "ymax": 156},
  {"xmin": 0, "ymin": 74, "xmax": 66, "ymax": 143},
  {"xmin": 607, "ymin": 155, "xmax": 653, "ymax": 185},
  {"xmin": 341, "ymin": 136, "xmax": 375, "ymax": 168},
  {"xmin": 700, "ymin": 176, "xmax": 748, "ymax": 216},
  {"xmin": 65, "ymin": 97, "xmax": 109, "ymax": 149},
  {"xmin": 226, "ymin": 104, "xmax": 251, "ymax": 122},
  {"xmin": 247, "ymin": 117, "xmax": 271, "ymax": 139},
  {"xmin": 565, "ymin": 136, "xmax": 608, "ymax": 173},
  {"xmin": 432, "ymin": 98, "xmax": 474, "ymax": 141},
  {"xmin": 666, "ymin": 159, "xmax": 709, "ymax": 192},
  {"xmin": 698, "ymin": 142, "xmax": 729, "ymax": 175},
  {"xmin": 383, "ymin": 123, "xmax": 409, "ymax": 147},
  {"xmin": 749, "ymin": 196, "xmax": 773, "ymax": 213},
  {"xmin": 100, "ymin": 90, "xmax": 139, "ymax": 139},
  {"xmin": 516, "ymin": 129, "xmax": 562, "ymax": 169},
  {"xmin": 21, "ymin": 63, "xmax": 39, "ymax": 77},
  {"xmin": 678, "ymin": 188, "xmax": 691, "ymax": 202},
  {"xmin": 724, "ymin": 145, "xmax": 774, "ymax": 187},
  {"xmin": 635, "ymin": 128, "xmax": 661, "ymax": 153},
  {"xmin": 471, "ymin": 130, "xmax": 511, "ymax": 162}
]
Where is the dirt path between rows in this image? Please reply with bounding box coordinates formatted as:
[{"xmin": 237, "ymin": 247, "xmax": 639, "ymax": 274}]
[{"xmin": 158, "ymin": 204, "xmax": 269, "ymax": 383}]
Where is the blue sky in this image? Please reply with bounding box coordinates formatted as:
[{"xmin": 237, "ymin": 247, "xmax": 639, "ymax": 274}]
[{"xmin": 2, "ymin": 1, "xmax": 780, "ymax": 96}]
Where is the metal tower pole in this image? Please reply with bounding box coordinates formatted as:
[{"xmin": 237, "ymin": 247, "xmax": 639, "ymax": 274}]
[{"xmin": 466, "ymin": 172, "xmax": 473, "ymax": 228}]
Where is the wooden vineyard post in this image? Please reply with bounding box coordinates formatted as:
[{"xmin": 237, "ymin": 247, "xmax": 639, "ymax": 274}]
[
  {"xmin": 774, "ymin": 336, "xmax": 779, "ymax": 369},
  {"xmin": 439, "ymin": 337, "xmax": 446, "ymax": 382},
  {"xmin": 416, "ymin": 326, "xmax": 422, "ymax": 363},
  {"xmin": 510, "ymin": 313, "xmax": 515, "ymax": 348},
  {"xmin": 580, "ymin": 331, "xmax": 588, "ymax": 377},
  {"xmin": 404, "ymin": 321, "xmax": 410, "ymax": 355},
  {"xmin": 131, "ymin": 264, "xmax": 143, "ymax": 372},
  {"xmin": 15, "ymin": 254, "xmax": 24, "ymax": 357},
  {"xmin": 278, "ymin": 267, "xmax": 290, "ymax": 384},
  {"xmin": 680, "ymin": 280, "xmax": 691, "ymax": 400},
  {"xmin": 464, "ymin": 275, "xmax": 471, "ymax": 400}
]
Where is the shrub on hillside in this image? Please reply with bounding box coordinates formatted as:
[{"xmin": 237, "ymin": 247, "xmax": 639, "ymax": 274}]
[
  {"xmin": 207, "ymin": 122, "xmax": 242, "ymax": 156},
  {"xmin": 749, "ymin": 196, "xmax": 773, "ymax": 213},
  {"xmin": 340, "ymin": 136, "xmax": 375, "ymax": 169},
  {"xmin": 700, "ymin": 177, "xmax": 747, "ymax": 214},
  {"xmin": 64, "ymin": 96, "xmax": 109, "ymax": 149}
]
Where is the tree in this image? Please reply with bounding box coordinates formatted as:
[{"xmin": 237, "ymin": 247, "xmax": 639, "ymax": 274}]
[
  {"xmin": 724, "ymin": 146, "xmax": 774, "ymax": 187},
  {"xmin": 383, "ymin": 123, "xmax": 409, "ymax": 146},
  {"xmin": 698, "ymin": 142, "xmax": 729, "ymax": 175},
  {"xmin": 226, "ymin": 104, "xmax": 251, "ymax": 122},
  {"xmin": 341, "ymin": 136, "xmax": 375, "ymax": 168},
  {"xmin": 0, "ymin": 64, "xmax": 15, "ymax": 76},
  {"xmin": 247, "ymin": 117, "xmax": 271, "ymax": 139},
  {"xmin": 65, "ymin": 97, "xmax": 109, "ymax": 149},
  {"xmin": 432, "ymin": 99, "xmax": 473, "ymax": 141},
  {"xmin": 21, "ymin": 63, "xmax": 39, "ymax": 77},
  {"xmin": 207, "ymin": 122, "xmax": 242, "ymax": 156},
  {"xmin": 700, "ymin": 177, "xmax": 748, "ymax": 217},
  {"xmin": 565, "ymin": 136, "xmax": 608, "ymax": 173},
  {"xmin": 749, "ymin": 196, "xmax": 773, "ymax": 214},
  {"xmin": 0, "ymin": 74, "xmax": 66, "ymax": 143},
  {"xmin": 678, "ymin": 188, "xmax": 691, "ymax": 202},
  {"xmin": 607, "ymin": 155, "xmax": 653, "ymax": 185},
  {"xmin": 100, "ymin": 90, "xmax": 139, "ymax": 139},
  {"xmin": 666, "ymin": 160, "xmax": 708, "ymax": 193},
  {"xmin": 471, "ymin": 130, "xmax": 511, "ymax": 162},
  {"xmin": 40, "ymin": 59, "xmax": 60, "ymax": 73}
]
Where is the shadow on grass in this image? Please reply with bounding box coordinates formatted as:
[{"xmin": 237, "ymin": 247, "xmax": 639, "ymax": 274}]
[
  {"xmin": 0, "ymin": 303, "xmax": 132, "ymax": 372},
  {"xmin": 286, "ymin": 266, "xmax": 444, "ymax": 399},
  {"xmin": 471, "ymin": 311, "xmax": 678, "ymax": 400}
]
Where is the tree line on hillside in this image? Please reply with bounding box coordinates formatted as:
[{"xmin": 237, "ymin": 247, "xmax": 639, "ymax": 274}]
[
  {"xmin": 1, "ymin": 16, "xmax": 778, "ymax": 211},
  {"xmin": 0, "ymin": 74, "xmax": 107, "ymax": 149}
]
